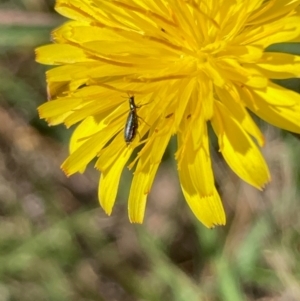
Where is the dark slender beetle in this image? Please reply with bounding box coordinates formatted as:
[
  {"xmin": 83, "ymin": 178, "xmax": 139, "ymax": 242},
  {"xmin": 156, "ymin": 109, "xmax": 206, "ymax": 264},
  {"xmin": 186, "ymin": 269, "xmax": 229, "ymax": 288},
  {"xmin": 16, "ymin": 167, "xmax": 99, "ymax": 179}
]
[{"xmin": 124, "ymin": 96, "xmax": 139, "ymax": 145}]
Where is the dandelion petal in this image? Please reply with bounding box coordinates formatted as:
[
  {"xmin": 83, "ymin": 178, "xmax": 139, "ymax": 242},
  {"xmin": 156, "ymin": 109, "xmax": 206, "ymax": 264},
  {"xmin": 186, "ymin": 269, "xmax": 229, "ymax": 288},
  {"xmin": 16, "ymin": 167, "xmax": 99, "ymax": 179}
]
[{"xmin": 212, "ymin": 101, "xmax": 270, "ymax": 189}]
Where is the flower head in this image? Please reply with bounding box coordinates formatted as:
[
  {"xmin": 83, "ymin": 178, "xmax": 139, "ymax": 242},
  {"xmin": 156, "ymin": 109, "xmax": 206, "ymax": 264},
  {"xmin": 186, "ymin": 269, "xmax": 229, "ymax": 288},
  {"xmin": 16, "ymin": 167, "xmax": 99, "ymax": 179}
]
[{"xmin": 36, "ymin": 0, "xmax": 300, "ymax": 227}]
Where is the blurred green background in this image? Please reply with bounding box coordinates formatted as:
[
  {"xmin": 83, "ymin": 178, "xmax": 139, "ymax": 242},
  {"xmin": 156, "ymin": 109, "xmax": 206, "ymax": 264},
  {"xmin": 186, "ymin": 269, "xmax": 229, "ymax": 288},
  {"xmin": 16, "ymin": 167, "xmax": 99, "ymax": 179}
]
[{"xmin": 1, "ymin": 1, "xmax": 300, "ymax": 301}]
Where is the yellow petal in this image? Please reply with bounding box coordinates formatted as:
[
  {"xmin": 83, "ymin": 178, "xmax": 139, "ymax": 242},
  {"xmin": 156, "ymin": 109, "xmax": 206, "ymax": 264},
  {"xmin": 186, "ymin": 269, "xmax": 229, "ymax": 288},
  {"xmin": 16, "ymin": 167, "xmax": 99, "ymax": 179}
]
[
  {"xmin": 61, "ymin": 120, "xmax": 121, "ymax": 176},
  {"xmin": 204, "ymin": 60, "xmax": 226, "ymax": 87},
  {"xmin": 97, "ymin": 136, "xmax": 132, "ymax": 215},
  {"xmin": 70, "ymin": 116, "xmax": 106, "ymax": 173},
  {"xmin": 217, "ymin": 58, "xmax": 268, "ymax": 88},
  {"xmin": 177, "ymin": 120, "xmax": 225, "ymax": 227},
  {"xmin": 178, "ymin": 115, "xmax": 214, "ymax": 197},
  {"xmin": 235, "ymin": 16, "xmax": 300, "ymax": 47},
  {"xmin": 252, "ymin": 81, "xmax": 299, "ymax": 106},
  {"xmin": 239, "ymin": 85, "xmax": 300, "ymax": 134},
  {"xmin": 46, "ymin": 64, "xmax": 92, "ymax": 82},
  {"xmin": 35, "ymin": 44, "xmax": 91, "ymax": 65},
  {"xmin": 128, "ymin": 123, "xmax": 172, "ymax": 223},
  {"xmin": 215, "ymin": 86, "xmax": 265, "ymax": 147},
  {"xmin": 256, "ymin": 52, "xmax": 300, "ymax": 78},
  {"xmin": 245, "ymin": 0, "xmax": 264, "ymax": 15},
  {"xmin": 219, "ymin": 45, "xmax": 263, "ymax": 63},
  {"xmin": 64, "ymin": 100, "xmax": 119, "ymax": 128},
  {"xmin": 179, "ymin": 168, "xmax": 226, "ymax": 228},
  {"xmin": 249, "ymin": 0, "xmax": 300, "ymax": 25},
  {"xmin": 55, "ymin": 0, "xmax": 98, "ymax": 22},
  {"xmin": 212, "ymin": 101, "xmax": 270, "ymax": 189},
  {"xmin": 38, "ymin": 97, "xmax": 83, "ymax": 120},
  {"xmin": 70, "ymin": 116, "xmax": 102, "ymax": 154}
]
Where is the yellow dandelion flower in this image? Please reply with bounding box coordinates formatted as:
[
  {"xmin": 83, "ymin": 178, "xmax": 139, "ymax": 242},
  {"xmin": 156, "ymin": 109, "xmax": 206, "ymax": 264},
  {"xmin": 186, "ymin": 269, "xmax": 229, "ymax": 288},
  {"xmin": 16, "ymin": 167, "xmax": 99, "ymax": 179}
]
[{"xmin": 36, "ymin": 0, "xmax": 300, "ymax": 228}]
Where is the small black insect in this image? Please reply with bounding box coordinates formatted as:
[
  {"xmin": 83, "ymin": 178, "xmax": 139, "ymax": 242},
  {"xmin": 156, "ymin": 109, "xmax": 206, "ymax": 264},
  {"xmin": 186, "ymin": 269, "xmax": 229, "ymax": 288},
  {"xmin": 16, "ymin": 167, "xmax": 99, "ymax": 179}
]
[{"xmin": 124, "ymin": 96, "xmax": 139, "ymax": 145}]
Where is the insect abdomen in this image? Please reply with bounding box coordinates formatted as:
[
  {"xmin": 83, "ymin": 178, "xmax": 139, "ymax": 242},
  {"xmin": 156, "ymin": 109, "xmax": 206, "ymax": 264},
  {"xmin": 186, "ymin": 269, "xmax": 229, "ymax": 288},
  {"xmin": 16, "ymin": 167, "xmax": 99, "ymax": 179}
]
[{"xmin": 124, "ymin": 111, "xmax": 138, "ymax": 144}]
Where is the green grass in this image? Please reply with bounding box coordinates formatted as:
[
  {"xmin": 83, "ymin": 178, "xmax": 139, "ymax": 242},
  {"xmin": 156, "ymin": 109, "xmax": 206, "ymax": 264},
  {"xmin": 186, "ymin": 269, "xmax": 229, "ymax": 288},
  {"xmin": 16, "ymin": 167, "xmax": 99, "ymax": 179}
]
[{"xmin": 0, "ymin": 1, "xmax": 300, "ymax": 300}]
